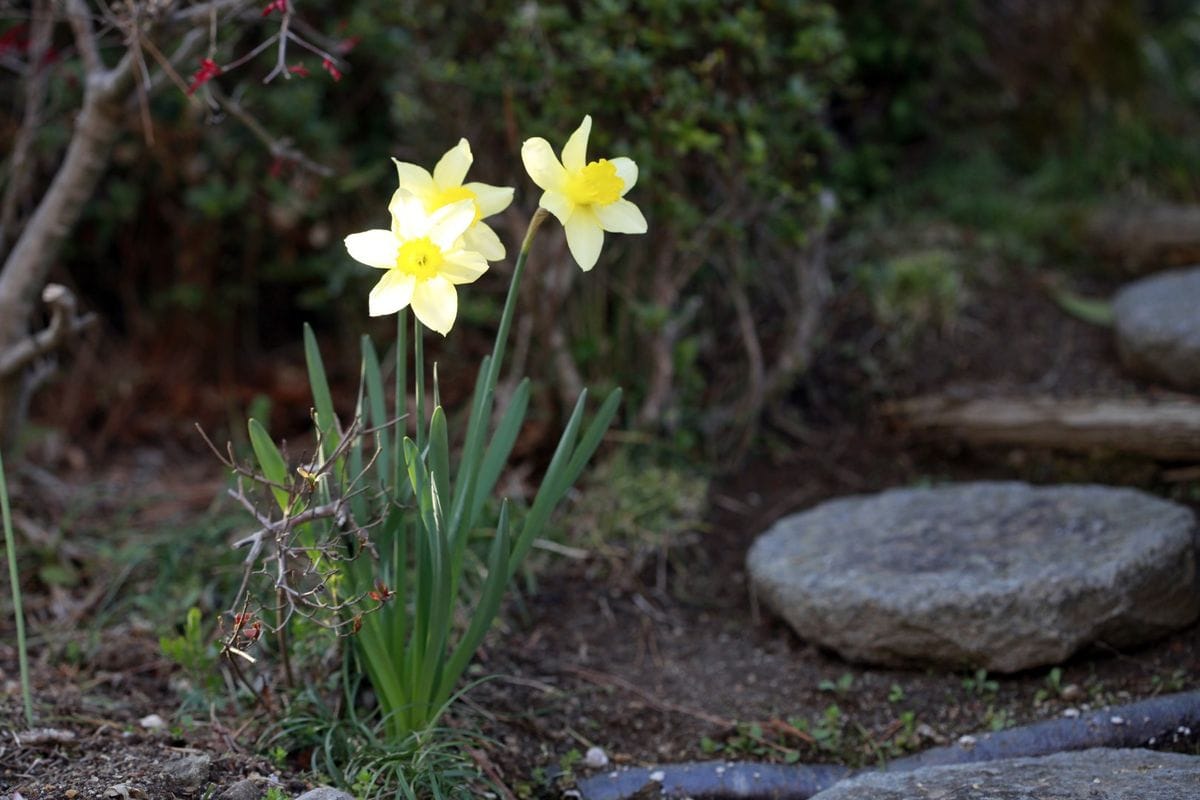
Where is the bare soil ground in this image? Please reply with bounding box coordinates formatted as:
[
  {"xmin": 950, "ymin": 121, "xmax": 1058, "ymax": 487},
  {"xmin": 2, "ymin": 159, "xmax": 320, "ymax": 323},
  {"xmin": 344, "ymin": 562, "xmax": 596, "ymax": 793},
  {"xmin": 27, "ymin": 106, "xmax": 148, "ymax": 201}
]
[{"xmin": 2, "ymin": 265, "xmax": 1199, "ymax": 798}]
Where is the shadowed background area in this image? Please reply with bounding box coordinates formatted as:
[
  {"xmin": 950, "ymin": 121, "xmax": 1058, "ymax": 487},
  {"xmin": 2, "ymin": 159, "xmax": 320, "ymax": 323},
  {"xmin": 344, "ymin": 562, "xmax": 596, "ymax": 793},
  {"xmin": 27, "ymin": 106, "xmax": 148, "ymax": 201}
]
[{"xmin": 4, "ymin": 0, "xmax": 1197, "ymax": 466}]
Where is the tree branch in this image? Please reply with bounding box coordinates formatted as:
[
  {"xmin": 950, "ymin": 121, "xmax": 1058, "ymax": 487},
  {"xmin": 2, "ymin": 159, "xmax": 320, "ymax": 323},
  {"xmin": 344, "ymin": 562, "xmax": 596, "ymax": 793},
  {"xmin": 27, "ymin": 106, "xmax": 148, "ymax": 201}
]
[
  {"xmin": 0, "ymin": 0, "xmax": 54, "ymax": 255},
  {"xmin": 0, "ymin": 284, "xmax": 96, "ymax": 379}
]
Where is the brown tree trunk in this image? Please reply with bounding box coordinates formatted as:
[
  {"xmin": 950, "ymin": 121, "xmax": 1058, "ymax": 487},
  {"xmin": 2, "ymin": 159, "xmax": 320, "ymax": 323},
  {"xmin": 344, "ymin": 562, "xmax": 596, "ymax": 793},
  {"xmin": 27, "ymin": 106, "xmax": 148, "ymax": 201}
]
[{"xmin": 0, "ymin": 80, "xmax": 125, "ymax": 446}]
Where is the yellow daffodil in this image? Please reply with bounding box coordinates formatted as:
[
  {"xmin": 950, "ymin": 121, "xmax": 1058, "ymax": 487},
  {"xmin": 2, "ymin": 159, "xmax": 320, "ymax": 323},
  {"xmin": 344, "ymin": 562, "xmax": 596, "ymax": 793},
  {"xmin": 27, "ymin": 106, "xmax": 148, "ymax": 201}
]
[
  {"xmin": 521, "ymin": 115, "xmax": 647, "ymax": 271},
  {"xmin": 391, "ymin": 139, "xmax": 515, "ymax": 261},
  {"xmin": 345, "ymin": 196, "xmax": 488, "ymax": 335}
]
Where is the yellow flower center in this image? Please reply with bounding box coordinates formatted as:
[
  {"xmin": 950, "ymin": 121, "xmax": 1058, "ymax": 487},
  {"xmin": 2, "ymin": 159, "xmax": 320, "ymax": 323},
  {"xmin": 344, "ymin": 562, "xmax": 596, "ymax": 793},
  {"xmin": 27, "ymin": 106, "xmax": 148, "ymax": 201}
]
[
  {"xmin": 429, "ymin": 185, "xmax": 481, "ymax": 224},
  {"xmin": 396, "ymin": 237, "xmax": 444, "ymax": 280},
  {"xmin": 565, "ymin": 159, "xmax": 624, "ymax": 206}
]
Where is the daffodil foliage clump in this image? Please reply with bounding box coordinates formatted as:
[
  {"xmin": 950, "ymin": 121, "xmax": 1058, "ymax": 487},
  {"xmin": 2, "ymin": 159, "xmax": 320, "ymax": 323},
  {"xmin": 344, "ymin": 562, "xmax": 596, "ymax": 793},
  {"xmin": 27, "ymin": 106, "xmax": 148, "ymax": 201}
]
[{"xmin": 226, "ymin": 117, "xmax": 642, "ymax": 745}]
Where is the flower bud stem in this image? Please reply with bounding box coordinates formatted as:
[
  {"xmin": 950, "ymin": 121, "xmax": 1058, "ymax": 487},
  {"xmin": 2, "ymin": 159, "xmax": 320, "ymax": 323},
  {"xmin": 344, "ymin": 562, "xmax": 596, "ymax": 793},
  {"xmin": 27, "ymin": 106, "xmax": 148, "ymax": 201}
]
[
  {"xmin": 414, "ymin": 316, "xmax": 426, "ymax": 453},
  {"xmin": 486, "ymin": 208, "xmax": 548, "ymax": 389}
]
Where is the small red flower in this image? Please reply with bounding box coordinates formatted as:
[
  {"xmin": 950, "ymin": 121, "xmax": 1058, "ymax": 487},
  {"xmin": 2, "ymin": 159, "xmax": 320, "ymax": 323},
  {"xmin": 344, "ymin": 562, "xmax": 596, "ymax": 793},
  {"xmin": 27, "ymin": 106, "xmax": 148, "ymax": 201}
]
[
  {"xmin": 368, "ymin": 579, "xmax": 393, "ymax": 603},
  {"xmin": 0, "ymin": 24, "xmax": 29, "ymax": 57},
  {"xmin": 261, "ymin": 0, "xmax": 287, "ymax": 16},
  {"xmin": 268, "ymin": 157, "xmax": 291, "ymax": 178},
  {"xmin": 287, "ymin": 62, "xmax": 310, "ymax": 78},
  {"xmin": 321, "ymin": 57, "xmax": 342, "ymax": 82},
  {"xmin": 187, "ymin": 58, "xmax": 222, "ymax": 95},
  {"xmin": 337, "ymin": 36, "xmax": 361, "ymax": 55}
]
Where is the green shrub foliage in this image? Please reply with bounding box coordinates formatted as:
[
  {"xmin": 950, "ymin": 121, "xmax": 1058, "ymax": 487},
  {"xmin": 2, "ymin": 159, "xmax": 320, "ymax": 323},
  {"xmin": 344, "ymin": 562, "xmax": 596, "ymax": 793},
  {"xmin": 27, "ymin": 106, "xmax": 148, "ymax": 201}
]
[{"xmin": 27, "ymin": 0, "xmax": 1199, "ymax": 450}]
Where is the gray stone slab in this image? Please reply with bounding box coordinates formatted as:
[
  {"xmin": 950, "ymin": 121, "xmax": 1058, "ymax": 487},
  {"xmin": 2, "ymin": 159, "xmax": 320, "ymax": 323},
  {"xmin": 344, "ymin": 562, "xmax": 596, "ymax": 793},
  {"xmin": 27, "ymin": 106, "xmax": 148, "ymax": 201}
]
[
  {"xmin": 1114, "ymin": 265, "xmax": 1200, "ymax": 392},
  {"xmin": 810, "ymin": 748, "xmax": 1200, "ymax": 800},
  {"xmin": 746, "ymin": 482, "xmax": 1199, "ymax": 671}
]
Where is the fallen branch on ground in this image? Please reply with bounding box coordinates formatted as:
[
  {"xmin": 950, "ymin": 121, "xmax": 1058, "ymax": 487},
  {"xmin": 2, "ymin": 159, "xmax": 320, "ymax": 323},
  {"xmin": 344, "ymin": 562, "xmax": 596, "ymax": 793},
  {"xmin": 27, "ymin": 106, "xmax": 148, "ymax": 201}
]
[{"xmin": 885, "ymin": 394, "xmax": 1200, "ymax": 461}]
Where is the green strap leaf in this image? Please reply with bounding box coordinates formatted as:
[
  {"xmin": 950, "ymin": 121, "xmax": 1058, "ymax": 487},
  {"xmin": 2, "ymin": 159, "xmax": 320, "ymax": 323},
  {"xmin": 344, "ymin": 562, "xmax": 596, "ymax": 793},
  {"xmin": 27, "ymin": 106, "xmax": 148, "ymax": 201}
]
[
  {"xmin": 304, "ymin": 323, "xmax": 341, "ymax": 458},
  {"xmin": 428, "ymin": 406, "xmax": 451, "ymax": 522},
  {"xmin": 362, "ymin": 335, "xmax": 392, "ymax": 491},
  {"xmin": 469, "ymin": 378, "xmax": 531, "ymax": 531},
  {"xmin": 248, "ymin": 418, "xmax": 290, "ymax": 513},
  {"xmin": 439, "ymin": 500, "xmax": 511, "ymax": 707}
]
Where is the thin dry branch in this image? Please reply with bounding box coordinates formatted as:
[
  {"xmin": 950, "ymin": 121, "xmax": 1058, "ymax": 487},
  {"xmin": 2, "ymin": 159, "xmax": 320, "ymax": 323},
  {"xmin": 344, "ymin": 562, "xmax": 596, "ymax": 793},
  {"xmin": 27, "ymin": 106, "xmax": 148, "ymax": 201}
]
[
  {"xmin": 207, "ymin": 84, "xmax": 334, "ymax": 176},
  {"xmin": 0, "ymin": 0, "xmax": 54, "ymax": 254},
  {"xmin": 64, "ymin": 0, "xmax": 103, "ymax": 75},
  {"xmin": 0, "ymin": 284, "xmax": 96, "ymax": 379}
]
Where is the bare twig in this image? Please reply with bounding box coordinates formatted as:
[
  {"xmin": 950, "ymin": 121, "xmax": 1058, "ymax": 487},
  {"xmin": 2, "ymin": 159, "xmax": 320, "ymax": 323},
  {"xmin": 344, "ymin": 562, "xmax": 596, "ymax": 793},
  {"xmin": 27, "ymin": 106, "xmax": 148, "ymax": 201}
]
[
  {"xmin": 64, "ymin": 0, "xmax": 104, "ymax": 75},
  {"xmin": 0, "ymin": 0, "xmax": 54, "ymax": 254},
  {"xmin": 0, "ymin": 284, "xmax": 96, "ymax": 379},
  {"xmin": 207, "ymin": 83, "xmax": 335, "ymax": 176}
]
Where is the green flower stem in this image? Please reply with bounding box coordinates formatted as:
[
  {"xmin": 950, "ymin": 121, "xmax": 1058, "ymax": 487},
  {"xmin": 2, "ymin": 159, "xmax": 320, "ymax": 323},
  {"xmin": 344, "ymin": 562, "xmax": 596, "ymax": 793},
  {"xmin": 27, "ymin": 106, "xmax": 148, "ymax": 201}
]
[
  {"xmin": 0, "ymin": 448, "xmax": 33, "ymax": 726},
  {"xmin": 486, "ymin": 207, "xmax": 548, "ymax": 389},
  {"xmin": 394, "ymin": 309, "xmax": 408, "ymax": 492},
  {"xmin": 445, "ymin": 208, "xmax": 548, "ymax": 572},
  {"xmin": 413, "ymin": 314, "xmax": 426, "ymax": 455}
]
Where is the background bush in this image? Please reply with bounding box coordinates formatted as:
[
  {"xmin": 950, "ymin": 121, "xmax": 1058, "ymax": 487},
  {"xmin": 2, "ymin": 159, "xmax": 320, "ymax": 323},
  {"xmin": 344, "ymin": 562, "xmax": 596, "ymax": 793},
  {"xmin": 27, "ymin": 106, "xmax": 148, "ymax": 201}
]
[{"xmin": 23, "ymin": 0, "xmax": 1200, "ymax": 455}]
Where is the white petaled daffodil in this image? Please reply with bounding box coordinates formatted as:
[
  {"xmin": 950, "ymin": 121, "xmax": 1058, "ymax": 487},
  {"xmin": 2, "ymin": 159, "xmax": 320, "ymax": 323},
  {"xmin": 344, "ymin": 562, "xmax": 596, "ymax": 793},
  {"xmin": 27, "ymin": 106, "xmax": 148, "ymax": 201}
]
[
  {"xmin": 390, "ymin": 139, "xmax": 515, "ymax": 261},
  {"xmin": 344, "ymin": 195, "xmax": 489, "ymax": 335},
  {"xmin": 521, "ymin": 114, "xmax": 647, "ymax": 271}
]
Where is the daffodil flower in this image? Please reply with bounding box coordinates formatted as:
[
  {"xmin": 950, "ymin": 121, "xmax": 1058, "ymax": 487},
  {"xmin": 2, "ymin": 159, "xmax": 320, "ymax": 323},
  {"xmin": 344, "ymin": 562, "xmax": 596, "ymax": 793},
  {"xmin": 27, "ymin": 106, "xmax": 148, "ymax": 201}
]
[
  {"xmin": 391, "ymin": 139, "xmax": 515, "ymax": 261},
  {"xmin": 344, "ymin": 196, "xmax": 488, "ymax": 335},
  {"xmin": 521, "ymin": 115, "xmax": 647, "ymax": 271}
]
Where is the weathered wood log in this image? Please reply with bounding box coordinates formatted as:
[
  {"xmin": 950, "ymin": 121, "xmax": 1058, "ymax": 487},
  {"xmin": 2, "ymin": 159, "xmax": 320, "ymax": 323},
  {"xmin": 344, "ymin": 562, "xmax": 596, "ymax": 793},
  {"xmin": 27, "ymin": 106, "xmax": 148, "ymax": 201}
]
[
  {"xmin": 884, "ymin": 394, "xmax": 1200, "ymax": 461},
  {"xmin": 1086, "ymin": 203, "xmax": 1200, "ymax": 271}
]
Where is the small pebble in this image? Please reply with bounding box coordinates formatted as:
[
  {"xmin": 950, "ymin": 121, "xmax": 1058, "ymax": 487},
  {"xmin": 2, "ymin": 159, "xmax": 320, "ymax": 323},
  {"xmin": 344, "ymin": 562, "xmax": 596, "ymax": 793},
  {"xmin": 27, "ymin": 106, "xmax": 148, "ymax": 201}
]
[
  {"xmin": 1060, "ymin": 684, "xmax": 1085, "ymax": 702},
  {"xmin": 1110, "ymin": 716, "xmax": 1125, "ymax": 725},
  {"xmin": 957, "ymin": 734, "xmax": 977, "ymax": 748},
  {"xmin": 584, "ymin": 746, "xmax": 609, "ymax": 769},
  {"xmin": 648, "ymin": 770, "xmax": 665, "ymax": 783},
  {"xmin": 1063, "ymin": 708, "xmax": 1080, "ymax": 718},
  {"xmin": 139, "ymin": 714, "xmax": 166, "ymax": 730}
]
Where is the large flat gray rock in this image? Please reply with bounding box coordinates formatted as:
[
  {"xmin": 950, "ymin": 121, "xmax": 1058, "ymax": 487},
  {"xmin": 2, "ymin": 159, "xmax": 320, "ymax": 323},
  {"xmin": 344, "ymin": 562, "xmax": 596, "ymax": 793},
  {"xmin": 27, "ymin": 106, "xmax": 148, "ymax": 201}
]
[
  {"xmin": 746, "ymin": 482, "xmax": 1199, "ymax": 671},
  {"xmin": 811, "ymin": 748, "xmax": 1200, "ymax": 799},
  {"xmin": 1114, "ymin": 266, "xmax": 1200, "ymax": 392}
]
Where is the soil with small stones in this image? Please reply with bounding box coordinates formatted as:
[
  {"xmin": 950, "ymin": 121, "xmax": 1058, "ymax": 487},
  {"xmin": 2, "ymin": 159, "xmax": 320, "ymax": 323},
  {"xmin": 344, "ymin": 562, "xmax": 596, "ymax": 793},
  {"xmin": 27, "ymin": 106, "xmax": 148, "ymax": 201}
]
[{"xmin": 3, "ymin": 265, "xmax": 1200, "ymax": 799}]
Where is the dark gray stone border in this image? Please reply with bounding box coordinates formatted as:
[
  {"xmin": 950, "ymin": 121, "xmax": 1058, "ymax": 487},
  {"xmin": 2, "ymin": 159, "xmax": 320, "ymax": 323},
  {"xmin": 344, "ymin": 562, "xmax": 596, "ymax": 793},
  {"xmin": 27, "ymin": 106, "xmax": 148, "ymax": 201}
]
[{"xmin": 576, "ymin": 690, "xmax": 1200, "ymax": 800}]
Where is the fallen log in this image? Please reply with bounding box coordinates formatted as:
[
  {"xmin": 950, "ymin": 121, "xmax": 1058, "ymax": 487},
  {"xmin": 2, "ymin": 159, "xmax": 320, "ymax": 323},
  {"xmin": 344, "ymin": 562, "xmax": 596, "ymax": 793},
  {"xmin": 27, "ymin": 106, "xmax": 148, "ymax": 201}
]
[
  {"xmin": 1086, "ymin": 203, "xmax": 1200, "ymax": 271},
  {"xmin": 884, "ymin": 394, "xmax": 1200, "ymax": 461},
  {"xmin": 577, "ymin": 690, "xmax": 1200, "ymax": 800}
]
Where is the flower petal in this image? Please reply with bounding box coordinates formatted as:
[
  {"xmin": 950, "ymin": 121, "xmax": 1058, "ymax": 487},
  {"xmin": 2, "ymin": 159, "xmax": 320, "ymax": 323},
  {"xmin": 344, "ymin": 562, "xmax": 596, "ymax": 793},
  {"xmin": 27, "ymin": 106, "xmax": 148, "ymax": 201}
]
[
  {"xmin": 368, "ymin": 270, "xmax": 415, "ymax": 316},
  {"xmin": 538, "ymin": 189, "xmax": 574, "ymax": 225},
  {"xmin": 562, "ymin": 115, "xmax": 592, "ymax": 173},
  {"xmin": 345, "ymin": 230, "xmax": 398, "ymax": 269},
  {"xmin": 390, "ymin": 193, "xmax": 433, "ymax": 240},
  {"xmin": 411, "ymin": 276, "xmax": 458, "ymax": 335},
  {"xmin": 433, "ymin": 139, "xmax": 473, "ymax": 188},
  {"xmin": 522, "ymin": 137, "xmax": 567, "ymax": 192},
  {"xmin": 428, "ymin": 199, "xmax": 476, "ymax": 250},
  {"xmin": 610, "ymin": 157, "xmax": 638, "ymax": 194},
  {"xmin": 392, "ymin": 158, "xmax": 436, "ymax": 196},
  {"xmin": 594, "ymin": 198, "xmax": 647, "ymax": 234},
  {"xmin": 465, "ymin": 182, "xmax": 515, "ymax": 218},
  {"xmin": 441, "ymin": 247, "xmax": 490, "ymax": 284},
  {"xmin": 463, "ymin": 223, "xmax": 506, "ymax": 261},
  {"xmin": 564, "ymin": 207, "xmax": 604, "ymax": 271}
]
